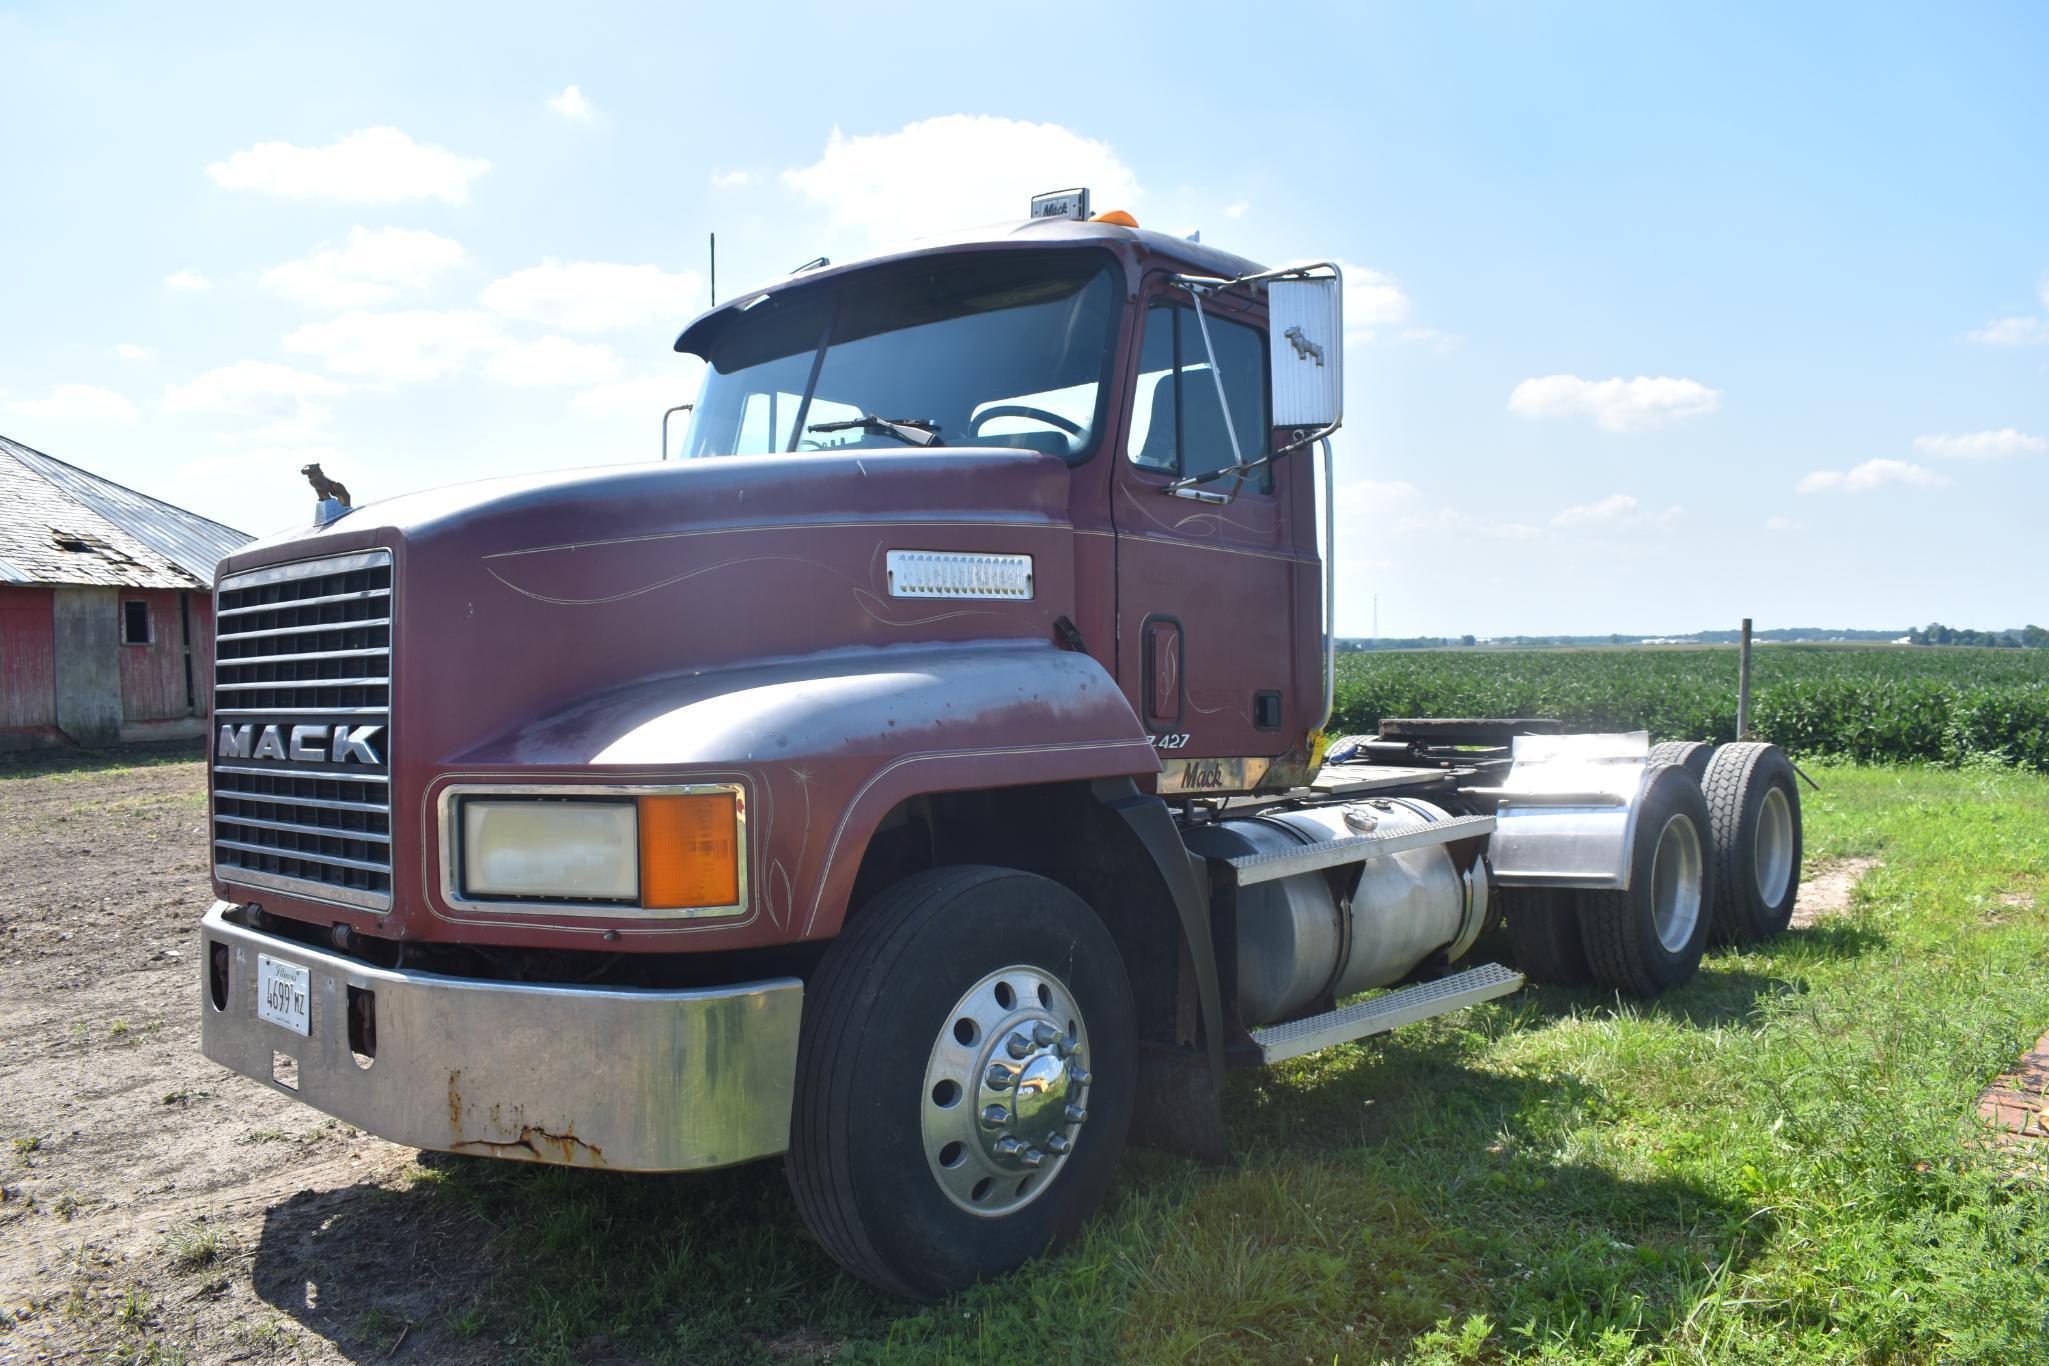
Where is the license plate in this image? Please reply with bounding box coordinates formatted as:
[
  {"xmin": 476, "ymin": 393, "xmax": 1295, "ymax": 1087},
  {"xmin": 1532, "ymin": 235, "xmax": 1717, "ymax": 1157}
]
[{"xmin": 257, "ymin": 954, "xmax": 311, "ymax": 1036}]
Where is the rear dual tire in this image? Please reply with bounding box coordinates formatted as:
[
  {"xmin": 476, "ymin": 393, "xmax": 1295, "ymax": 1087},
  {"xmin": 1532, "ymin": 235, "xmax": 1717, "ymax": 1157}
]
[
  {"xmin": 1702, "ymin": 742, "xmax": 1803, "ymax": 943},
  {"xmin": 1579, "ymin": 763, "xmax": 1717, "ymax": 997}
]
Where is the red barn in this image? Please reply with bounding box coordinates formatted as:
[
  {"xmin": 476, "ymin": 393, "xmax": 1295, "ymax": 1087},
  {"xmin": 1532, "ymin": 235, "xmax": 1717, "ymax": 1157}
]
[{"xmin": 1, "ymin": 434, "xmax": 250, "ymax": 750}]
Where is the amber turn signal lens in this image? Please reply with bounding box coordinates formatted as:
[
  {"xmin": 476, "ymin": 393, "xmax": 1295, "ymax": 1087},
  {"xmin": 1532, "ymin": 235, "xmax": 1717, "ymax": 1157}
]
[{"xmin": 638, "ymin": 793, "xmax": 739, "ymax": 910}]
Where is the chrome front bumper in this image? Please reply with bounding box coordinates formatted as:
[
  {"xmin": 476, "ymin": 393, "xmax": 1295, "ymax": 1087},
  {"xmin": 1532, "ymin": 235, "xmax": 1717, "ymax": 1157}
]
[{"xmin": 198, "ymin": 902, "xmax": 802, "ymax": 1171}]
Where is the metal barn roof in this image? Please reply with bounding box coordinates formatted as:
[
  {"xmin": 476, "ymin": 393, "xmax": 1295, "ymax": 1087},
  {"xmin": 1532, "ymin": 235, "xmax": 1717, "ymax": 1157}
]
[{"xmin": 0, "ymin": 433, "xmax": 250, "ymax": 590}]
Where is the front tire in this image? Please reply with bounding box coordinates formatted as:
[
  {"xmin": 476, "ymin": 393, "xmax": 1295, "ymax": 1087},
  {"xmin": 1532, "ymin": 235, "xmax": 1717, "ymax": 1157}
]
[
  {"xmin": 1580, "ymin": 763, "xmax": 1716, "ymax": 996},
  {"xmin": 786, "ymin": 866, "xmax": 1136, "ymax": 1299}
]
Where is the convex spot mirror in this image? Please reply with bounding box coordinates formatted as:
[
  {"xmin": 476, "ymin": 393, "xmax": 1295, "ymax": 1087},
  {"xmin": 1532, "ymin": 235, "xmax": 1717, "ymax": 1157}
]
[{"xmin": 1267, "ymin": 276, "xmax": 1344, "ymax": 429}]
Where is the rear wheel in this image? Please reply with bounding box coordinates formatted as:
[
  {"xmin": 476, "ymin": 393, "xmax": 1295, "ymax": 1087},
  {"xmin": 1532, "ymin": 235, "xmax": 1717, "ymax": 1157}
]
[
  {"xmin": 1702, "ymin": 742, "xmax": 1803, "ymax": 942},
  {"xmin": 1502, "ymin": 888, "xmax": 1592, "ymax": 986},
  {"xmin": 1580, "ymin": 764, "xmax": 1716, "ymax": 996},
  {"xmin": 786, "ymin": 866, "xmax": 1135, "ymax": 1299},
  {"xmin": 1648, "ymin": 740, "xmax": 1713, "ymax": 783}
]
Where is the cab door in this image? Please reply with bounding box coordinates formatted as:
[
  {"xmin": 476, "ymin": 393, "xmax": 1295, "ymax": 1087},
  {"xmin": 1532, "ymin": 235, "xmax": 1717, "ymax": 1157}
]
[{"xmin": 1110, "ymin": 285, "xmax": 1306, "ymax": 788}]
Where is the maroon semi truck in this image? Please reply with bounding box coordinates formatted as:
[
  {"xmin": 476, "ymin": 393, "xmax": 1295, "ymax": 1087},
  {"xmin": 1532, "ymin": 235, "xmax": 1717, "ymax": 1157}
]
[{"xmin": 198, "ymin": 191, "xmax": 1804, "ymax": 1297}]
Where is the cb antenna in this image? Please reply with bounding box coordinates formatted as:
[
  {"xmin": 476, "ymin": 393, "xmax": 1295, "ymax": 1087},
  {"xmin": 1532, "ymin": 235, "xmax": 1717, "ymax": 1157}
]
[{"xmin": 709, "ymin": 231, "xmax": 716, "ymax": 307}]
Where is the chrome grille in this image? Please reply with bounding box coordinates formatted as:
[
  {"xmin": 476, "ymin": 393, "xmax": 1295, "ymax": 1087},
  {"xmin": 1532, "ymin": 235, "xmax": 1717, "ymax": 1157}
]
[{"xmin": 212, "ymin": 549, "xmax": 393, "ymax": 911}]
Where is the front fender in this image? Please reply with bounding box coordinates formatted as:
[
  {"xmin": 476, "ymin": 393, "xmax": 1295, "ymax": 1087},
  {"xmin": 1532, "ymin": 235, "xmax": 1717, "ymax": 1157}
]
[{"xmin": 440, "ymin": 641, "xmax": 1159, "ymax": 946}]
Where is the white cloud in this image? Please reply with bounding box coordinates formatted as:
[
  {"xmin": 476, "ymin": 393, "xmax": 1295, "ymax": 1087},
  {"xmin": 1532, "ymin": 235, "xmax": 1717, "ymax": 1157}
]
[
  {"xmin": 1796, "ymin": 459, "xmax": 1951, "ymax": 495},
  {"xmin": 1508, "ymin": 374, "xmax": 1722, "ymax": 433},
  {"xmin": 1912, "ymin": 428, "xmax": 2047, "ymax": 459},
  {"xmin": 1550, "ymin": 492, "xmax": 1684, "ymax": 528},
  {"xmin": 115, "ymin": 343, "xmax": 154, "ymax": 361},
  {"xmin": 165, "ymin": 269, "xmax": 212, "ymax": 291},
  {"xmin": 5, "ymin": 384, "xmax": 138, "ymax": 423},
  {"xmin": 261, "ymin": 226, "xmax": 465, "ymax": 309},
  {"xmin": 1398, "ymin": 327, "xmax": 1461, "ymax": 353},
  {"xmin": 179, "ymin": 444, "xmax": 343, "ymax": 481},
  {"xmin": 1968, "ymin": 316, "xmax": 2049, "ymax": 345},
  {"xmin": 1967, "ymin": 274, "xmax": 2049, "ymax": 344},
  {"xmin": 1224, "ymin": 200, "xmax": 1248, "ymax": 219},
  {"xmin": 162, "ymin": 361, "xmax": 346, "ymax": 424},
  {"xmin": 480, "ymin": 259, "xmax": 703, "ymax": 333},
  {"xmin": 206, "ymin": 127, "xmax": 490, "ymax": 205},
  {"xmin": 281, "ymin": 308, "xmax": 630, "ymax": 388},
  {"xmin": 783, "ymin": 116, "xmax": 1141, "ymax": 247},
  {"xmin": 483, "ymin": 336, "xmax": 623, "ymax": 387},
  {"xmin": 1764, "ymin": 515, "xmax": 1804, "ymax": 532},
  {"xmin": 1336, "ymin": 263, "xmax": 1410, "ymax": 342},
  {"xmin": 1395, "ymin": 506, "xmax": 1543, "ymax": 540},
  {"xmin": 1552, "ymin": 493, "xmax": 1638, "ymax": 526},
  {"xmin": 710, "ymin": 169, "xmax": 755, "ymax": 189},
  {"xmin": 284, "ymin": 309, "xmax": 507, "ymax": 383},
  {"xmin": 572, "ymin": 370, "xmax": 704, "ymax": 426},
  {"xmin": 546, "ymin": 85, "xmax": 596, "ymax": 121}
]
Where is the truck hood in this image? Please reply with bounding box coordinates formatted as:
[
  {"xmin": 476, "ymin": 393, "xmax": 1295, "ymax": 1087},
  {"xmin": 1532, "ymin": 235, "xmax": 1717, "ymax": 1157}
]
[
  {"xmin": 222, "ymin": 448, "xmax": 1074, "ymax": 574},
  {"xmin": 216, "ymin": 446, "xmax": 1085, "ymax": 775}
]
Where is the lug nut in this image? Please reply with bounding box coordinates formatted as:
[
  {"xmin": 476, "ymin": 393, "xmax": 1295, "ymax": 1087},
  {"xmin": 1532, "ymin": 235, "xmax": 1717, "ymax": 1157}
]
[
  {"xmin": 1045, "ymin": 1133, "xmax": 1072, "ymax": 1155},
  {"xmin": 1070, "ymin": 1068, "xmax": 1092, "ymax": 1088},
  {"xmin": 1005, "ymin": 1032, "xmax": 1033, "ymax": 1060},
  {"xmin": 1018, "ymin": 1146, "xmax": 1046, "ymax": 1168},
  {"xmin": 984, "ymin": 1064, "xmax": 1014, "ymax": 1091},
  {"xmin": 1055, "ymin": 1037, "xmax": 1077, "ymax": 1058},
  {"xmin": 1065, "ymin": 1102, "xmax": 1087, "ymax": 1125},
  {"xmin": 1031, "ymin": 1022, "xmax": 1061, "ymax": 1048},
  {"xmin": 993, "ymin": 1135, "xmax": 1026, "ymax": 1159},
  {"xmin": 980, "ymin": 1104, "xmax": 1009, "ymax": 1129}
]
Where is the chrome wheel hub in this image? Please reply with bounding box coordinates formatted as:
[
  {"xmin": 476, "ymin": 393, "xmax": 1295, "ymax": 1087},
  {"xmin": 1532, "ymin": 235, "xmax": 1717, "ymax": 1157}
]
[
  {"xmin": 1650, "ymin": 812, "xmax": 1705, "ymax": 953},
  {"xmin": 921, "ymin": 965, "xmax": 1091, "ymax": 1217},
  {"xmin": 1754, "ymin": 785, "xmax": 1794, "ymax": 906}
]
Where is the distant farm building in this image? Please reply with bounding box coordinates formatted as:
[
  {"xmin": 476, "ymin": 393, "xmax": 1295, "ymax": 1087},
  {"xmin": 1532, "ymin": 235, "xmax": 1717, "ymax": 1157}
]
[{"xmin": 1, "ymin": 434, "xmax": 250, "ymax": 750}]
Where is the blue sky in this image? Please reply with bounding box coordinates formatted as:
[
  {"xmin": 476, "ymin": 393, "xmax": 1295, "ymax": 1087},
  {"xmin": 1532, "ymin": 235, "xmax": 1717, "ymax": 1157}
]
[{"xmin": 2, "ymin": 1, "xmax": 2043, "ymax": 637}]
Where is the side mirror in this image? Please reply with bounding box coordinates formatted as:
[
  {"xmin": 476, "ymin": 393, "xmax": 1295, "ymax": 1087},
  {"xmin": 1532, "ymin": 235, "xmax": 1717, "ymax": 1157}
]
[{"xmin": 1267, "ymin": 275, "xmax": 1343, "ymax": 430}]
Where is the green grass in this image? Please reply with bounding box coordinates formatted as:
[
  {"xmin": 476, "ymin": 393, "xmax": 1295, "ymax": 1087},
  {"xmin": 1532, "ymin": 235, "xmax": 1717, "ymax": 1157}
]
[
  {"xmin": 1332, "ymin": 645, "xmax": 2049, "ymax": 771},
  {"xmin": 393, "ymin": 762, "xmax": 2049, "ymax": 1363}
]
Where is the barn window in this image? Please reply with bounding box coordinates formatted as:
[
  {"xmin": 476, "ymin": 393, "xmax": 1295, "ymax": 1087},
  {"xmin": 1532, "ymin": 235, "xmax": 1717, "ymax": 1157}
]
[{"xmin": 121, "ymin": 600, "xmax": 152, "ymax": 645}]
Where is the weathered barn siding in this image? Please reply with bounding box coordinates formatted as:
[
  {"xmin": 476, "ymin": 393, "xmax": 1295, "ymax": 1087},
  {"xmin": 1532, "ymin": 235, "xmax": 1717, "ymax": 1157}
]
[
  {"xmin": 0, "ymin": 586, "xmax": 58, "ymax": 737},
  {"xmin": 2, "ymin": 433, "xmax": 249, "ymax": 747},
  {"xmin": 190, "ymin": 593, "xmax": 216, "ymax": 704},
  {"xmin": 52, "ymin": 586, "xmax": 121, "ymax": 747},
  {"xmin": 118, "ymin": 588, "xmax": 194, "ymax": 721}
]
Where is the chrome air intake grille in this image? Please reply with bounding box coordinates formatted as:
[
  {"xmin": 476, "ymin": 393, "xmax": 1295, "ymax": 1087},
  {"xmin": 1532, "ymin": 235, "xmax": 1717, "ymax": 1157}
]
[{"xmin": 212, "ymin": 549, "xmax": 393, "ymax": 911}]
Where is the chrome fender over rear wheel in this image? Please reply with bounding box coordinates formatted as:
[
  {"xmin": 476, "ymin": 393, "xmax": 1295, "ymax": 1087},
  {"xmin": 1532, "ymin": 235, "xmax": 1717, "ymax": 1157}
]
[{"xmin": 785, "ymin": 866, "xmax": 1135, "ymax": 1300}]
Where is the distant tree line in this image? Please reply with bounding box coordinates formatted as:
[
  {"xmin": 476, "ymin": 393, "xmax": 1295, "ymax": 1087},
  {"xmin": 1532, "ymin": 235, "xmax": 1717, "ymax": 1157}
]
[
  {"xmin": 1335, "ymin": 624, "xmax": 2049, "ymax": 651},
  {"xmin": 1907, "ymin": 623, "xmax": 2049, "ymax": 649}
]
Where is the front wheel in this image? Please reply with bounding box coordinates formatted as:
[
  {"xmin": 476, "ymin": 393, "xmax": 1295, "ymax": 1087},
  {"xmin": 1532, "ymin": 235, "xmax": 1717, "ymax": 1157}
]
[{"xmin": 786, "ymin": 866, "xmax": 1136, "ymax": 1299}]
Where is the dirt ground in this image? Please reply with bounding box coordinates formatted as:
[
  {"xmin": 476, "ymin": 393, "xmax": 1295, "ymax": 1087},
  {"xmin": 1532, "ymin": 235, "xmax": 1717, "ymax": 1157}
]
[{"xmin": 0, "ymin": 748, "xmax": 496, "ymax": 1364}]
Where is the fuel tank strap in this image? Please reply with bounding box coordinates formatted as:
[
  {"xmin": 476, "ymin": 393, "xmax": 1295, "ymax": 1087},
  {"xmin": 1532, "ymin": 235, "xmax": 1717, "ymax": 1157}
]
[{"xmin": 1221, "ymin": 814, "xmax": 1497, "ymax": 888}]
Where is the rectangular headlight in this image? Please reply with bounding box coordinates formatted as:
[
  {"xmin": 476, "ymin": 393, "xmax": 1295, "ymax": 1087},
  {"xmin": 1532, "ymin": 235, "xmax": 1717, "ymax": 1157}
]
[{"xmin": 463, "ymin": 800, "xmax": 638, "ymax": 902}]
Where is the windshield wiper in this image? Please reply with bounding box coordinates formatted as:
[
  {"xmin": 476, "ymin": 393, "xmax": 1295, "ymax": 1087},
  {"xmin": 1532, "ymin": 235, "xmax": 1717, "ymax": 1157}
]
[{"xmin": 806, "ymin": 414, "xmax": 941, "ymax": 448}]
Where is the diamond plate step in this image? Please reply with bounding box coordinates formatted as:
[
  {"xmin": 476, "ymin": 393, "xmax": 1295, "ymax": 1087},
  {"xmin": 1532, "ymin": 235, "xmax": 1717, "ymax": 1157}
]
[{"xmin": 1249, "ymin": 961, "xmax": 1525, "ymax": 1064}]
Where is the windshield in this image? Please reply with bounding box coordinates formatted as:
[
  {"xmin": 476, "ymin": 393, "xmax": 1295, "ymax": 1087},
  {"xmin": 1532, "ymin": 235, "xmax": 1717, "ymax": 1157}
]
[{"xmin": 683, "ymin": 252, "xmax": 1120, "ymax": 463}]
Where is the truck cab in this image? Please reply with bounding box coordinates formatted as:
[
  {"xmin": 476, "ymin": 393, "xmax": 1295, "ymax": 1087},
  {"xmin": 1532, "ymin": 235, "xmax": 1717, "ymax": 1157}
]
[{"xmin": 198, "ymin": 194, "xmax": 1804, "ymax": 1298}]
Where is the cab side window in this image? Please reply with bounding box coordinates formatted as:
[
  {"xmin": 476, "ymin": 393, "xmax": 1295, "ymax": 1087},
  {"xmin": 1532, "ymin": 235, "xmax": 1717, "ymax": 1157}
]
[{"xmin": 1127, "ymin": 300, "xmax": 1271, "ymax": 490}]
